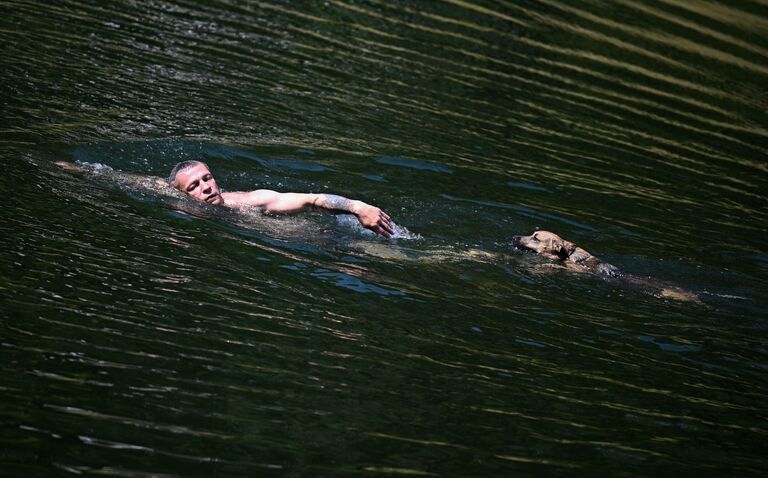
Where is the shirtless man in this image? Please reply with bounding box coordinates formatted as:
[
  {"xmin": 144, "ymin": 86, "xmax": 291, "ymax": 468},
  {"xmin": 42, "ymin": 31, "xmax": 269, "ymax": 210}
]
[
  {"xmin": 167, "ymin": 160, "xmax": 394, "ymax": 237},
  {"xmin": 55, "ymin": 159, "xmax": 395, "ymax": 237}
]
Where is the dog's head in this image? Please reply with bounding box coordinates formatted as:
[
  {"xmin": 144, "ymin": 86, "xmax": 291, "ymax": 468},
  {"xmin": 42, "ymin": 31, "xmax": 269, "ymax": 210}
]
[{"xmin": 512, "ymin": 231, "xmax": 576, "ymax": 260}]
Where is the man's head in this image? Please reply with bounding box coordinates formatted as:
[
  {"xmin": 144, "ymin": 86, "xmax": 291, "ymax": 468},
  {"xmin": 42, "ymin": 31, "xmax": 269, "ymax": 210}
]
[{"xmin": 168, "ymin": 160, "xmax": 224, "ymax": 205}]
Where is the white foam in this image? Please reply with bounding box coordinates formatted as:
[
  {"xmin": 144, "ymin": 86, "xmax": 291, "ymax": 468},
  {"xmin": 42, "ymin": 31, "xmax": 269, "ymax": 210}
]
[{"xmin": 334, "ymin": 215, "xmax": 421, "ymax": 240}]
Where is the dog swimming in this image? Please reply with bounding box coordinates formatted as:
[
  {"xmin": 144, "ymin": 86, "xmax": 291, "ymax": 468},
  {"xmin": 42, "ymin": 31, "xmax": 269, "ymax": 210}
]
[{"xmin": 512, "ymin": 230, "xmax": 700, "ymax": 302}]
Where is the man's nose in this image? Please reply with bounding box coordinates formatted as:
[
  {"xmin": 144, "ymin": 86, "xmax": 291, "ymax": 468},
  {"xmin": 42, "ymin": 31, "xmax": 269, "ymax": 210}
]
[{"xmin": 202, "ymin": 185, "xmax": 211, "ymax": 194}]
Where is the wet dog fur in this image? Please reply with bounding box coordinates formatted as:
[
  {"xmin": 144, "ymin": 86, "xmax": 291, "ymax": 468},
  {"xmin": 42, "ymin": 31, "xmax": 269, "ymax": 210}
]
[{"xmin": 512, "ymin": 231, "xmax": 699, "ymax": 302}]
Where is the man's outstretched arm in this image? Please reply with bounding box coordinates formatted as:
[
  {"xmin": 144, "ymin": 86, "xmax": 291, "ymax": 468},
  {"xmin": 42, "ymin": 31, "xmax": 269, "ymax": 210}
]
[
  {"xmin": 223, "ymin": 190, "xmax": 395, "ymax": 237},
  {"xmin": 315, "ymin": 194, "xmax": 394, "ymax": 237}
]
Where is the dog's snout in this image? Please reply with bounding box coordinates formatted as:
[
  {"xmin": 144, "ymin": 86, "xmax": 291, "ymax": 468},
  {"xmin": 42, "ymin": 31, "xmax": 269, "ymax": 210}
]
[{"xmin": 511, "ymin": 236, "xmax": 521, "ymax": 246}]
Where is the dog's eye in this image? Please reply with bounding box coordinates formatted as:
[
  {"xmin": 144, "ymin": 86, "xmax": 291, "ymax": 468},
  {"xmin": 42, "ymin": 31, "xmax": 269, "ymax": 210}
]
[{"xmin": 531, "ymin": 234, "xmax": 539, "ymax": 242}]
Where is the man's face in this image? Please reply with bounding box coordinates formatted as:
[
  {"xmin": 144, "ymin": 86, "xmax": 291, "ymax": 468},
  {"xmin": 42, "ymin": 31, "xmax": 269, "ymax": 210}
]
[{"xmin": 175, "ymin": 163, "xmax": 224, "ymax": 205}]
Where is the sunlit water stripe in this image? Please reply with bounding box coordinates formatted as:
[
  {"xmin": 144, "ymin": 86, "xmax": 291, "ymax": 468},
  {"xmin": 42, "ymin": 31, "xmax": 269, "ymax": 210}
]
[
  {"xmin": 510, "ymin": 100, "xmax": 767, "ymax": 202},
  {"xmin": 338, "ymin": 0, "xmax": 763, "ymax": 123},
  {"xmin": 657, "ymin": 0, "xmax": 768, "ymax": 36},
  {"xmin": 4, "ymin": 0, "xmax": 760, "ymax": 176},
  {"xmin": 278, "ymin": 3, "xmax": 767, "ymax": 163},
  {"xmin": 535, "ymin": 0, "xmax": 768, "ymax": 76},
  {"xmin": 527, "ymin": 46, "xmax": 765, "ymax": 130},
  {"xmin": 513, "ymin": 94, "xmax": 765, "ymax": 200},
  {"xmin": 613, "ymin": 0, "xmax": 768, "ymax": 59}
]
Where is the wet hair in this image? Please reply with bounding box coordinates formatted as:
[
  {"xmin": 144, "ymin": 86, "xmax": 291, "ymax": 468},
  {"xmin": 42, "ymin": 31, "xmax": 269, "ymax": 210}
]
[{"xmin": 168, "ymin": 160, "xmax": 206, "ymax": 188}]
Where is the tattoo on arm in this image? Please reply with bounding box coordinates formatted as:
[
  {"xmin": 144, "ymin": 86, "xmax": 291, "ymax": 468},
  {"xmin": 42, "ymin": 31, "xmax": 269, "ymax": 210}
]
[{"xmin": 321, "ymin": 194, "xmax": 354, "ymax": 213}]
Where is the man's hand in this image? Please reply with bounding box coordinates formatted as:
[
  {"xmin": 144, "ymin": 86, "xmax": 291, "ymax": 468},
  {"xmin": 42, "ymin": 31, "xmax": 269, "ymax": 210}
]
[{"xmin": 352, "ymin": 201, "xmax": 395, "ymax": 237}]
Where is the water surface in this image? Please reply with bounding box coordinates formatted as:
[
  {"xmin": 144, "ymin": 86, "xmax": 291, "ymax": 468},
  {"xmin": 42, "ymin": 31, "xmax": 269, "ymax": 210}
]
[{"xmin": 1, "ymin": 1, "xmax": 767, "ymax": 477}]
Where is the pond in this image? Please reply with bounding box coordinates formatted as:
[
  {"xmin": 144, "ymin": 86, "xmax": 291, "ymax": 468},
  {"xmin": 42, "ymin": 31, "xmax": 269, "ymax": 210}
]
[{"xmin": 1, "ymin": 1, "xmax": 767, "ymax": 476}]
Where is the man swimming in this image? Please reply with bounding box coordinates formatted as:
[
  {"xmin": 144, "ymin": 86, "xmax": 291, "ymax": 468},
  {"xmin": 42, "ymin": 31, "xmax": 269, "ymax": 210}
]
[
  {"xmin": 167, "ymin": 160, "xmax": 394, "ymax": 237},
  {"xmin": 56, "ymin": 159, "xmax": 395, "ymax": 237}
]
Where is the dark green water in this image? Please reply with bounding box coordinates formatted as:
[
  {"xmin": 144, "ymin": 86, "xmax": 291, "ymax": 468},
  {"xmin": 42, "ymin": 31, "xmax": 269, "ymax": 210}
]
[{"xmin": 1, "ymin": 1, "xmax": 767, "ymax": 476}]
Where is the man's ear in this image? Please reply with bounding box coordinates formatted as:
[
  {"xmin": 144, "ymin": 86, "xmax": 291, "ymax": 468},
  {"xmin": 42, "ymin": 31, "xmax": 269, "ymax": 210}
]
[{"xmin": 555, "ymin": 241, "xmax": 576, "ymax": 260}]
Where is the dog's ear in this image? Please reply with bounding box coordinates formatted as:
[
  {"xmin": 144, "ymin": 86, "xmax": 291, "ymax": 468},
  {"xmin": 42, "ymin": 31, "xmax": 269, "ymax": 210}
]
[{"xmin": 555, "ymin": 241, "xmax": 576, "ymax": 260}]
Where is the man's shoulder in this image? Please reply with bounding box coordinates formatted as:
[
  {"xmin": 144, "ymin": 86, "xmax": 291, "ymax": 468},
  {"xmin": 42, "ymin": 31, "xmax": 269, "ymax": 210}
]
[
  {"xmin": 220, "ymin": 191, "xmax": 248, "ymax": 200},
  {"xmin": 221, "ymin": 189, "xmax": 278, "ymax": 207},
  {"xmin": 220, "ymin": 191, "xmax": 251, "ymax": 207}
]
